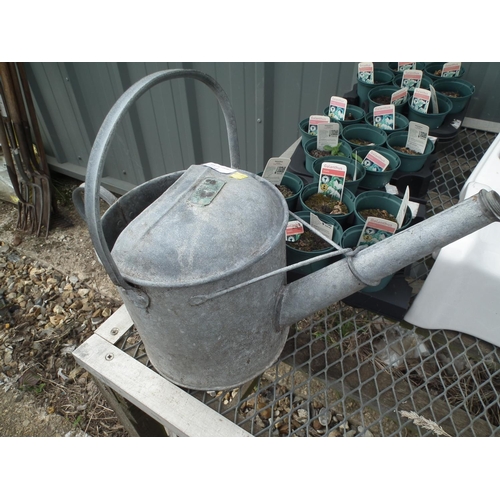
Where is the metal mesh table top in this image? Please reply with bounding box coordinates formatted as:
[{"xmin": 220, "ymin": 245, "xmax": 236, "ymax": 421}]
[{"xmin": 117, "ymin": 128, "xmax": 500, "ymax": 437}]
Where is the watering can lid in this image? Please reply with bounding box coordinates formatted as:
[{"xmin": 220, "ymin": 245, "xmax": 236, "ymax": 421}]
[{"xmin": 111, "ymin": 164, "xmax": 288, "ymax": 286}]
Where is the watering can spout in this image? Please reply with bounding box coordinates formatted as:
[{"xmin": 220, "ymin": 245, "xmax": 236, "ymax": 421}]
[{"xmin": 278, "ymin": 189, "xmax": 500, "ymax": 329}]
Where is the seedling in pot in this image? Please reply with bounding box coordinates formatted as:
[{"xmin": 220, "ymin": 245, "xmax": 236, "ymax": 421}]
[
  {"xmin": 310, "ymin": 123, "xmax": 342, "ymax": 158},
  {"xmin": 305, "ymin": 162, "xmax": 349, "ymax": 216}
]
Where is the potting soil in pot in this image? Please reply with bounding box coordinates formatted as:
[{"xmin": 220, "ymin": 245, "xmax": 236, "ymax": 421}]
[
  {"xmin": 349, "ymin": 138, "xmax": 373, "ymax": 146},
  {"xmin": 305, "ymin": 193, "xmax": 349, "ymax": 215},
  {"xmin": 393, "ymin": 146, "xmax": 421, "ymax": 155},
  {"xmin": 287, "ymin": 227, "xmax": 331, "ymax": 251},
  {"xmin": 372, "ymin": 96, "xmax": 391, "ymax": 105},
  {"xmin": 276, "ymin": 184, "xmax": 294, "ymax": 198},
  {"xmin": 359, "ymin": 208, "xmax": 397, "ymax": 224}
]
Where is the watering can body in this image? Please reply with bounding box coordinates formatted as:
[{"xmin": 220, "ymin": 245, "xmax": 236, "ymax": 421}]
[{"xmin": 107, "ymin": 164, "xmax": 290, "ymax": 390}]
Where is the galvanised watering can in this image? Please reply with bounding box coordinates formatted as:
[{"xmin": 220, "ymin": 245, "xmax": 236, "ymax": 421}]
[{"xmin": 84, "ymin": 69, "xmax": 500, "ymax": 390}]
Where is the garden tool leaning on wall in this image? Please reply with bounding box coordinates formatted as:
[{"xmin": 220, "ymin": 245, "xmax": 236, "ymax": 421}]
[{"xmin": 0, "ymin": 62, "xmax": 56, "ymax": 236}]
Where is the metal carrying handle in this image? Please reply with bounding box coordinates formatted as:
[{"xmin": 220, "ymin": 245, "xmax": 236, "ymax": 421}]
[
  {"xmin": 84, "ymin": 69, "xmax": 240, "ymax": 296},
  {"xmin": 72, "ymin": 182, "xmax": 118, "ymax": 221}
]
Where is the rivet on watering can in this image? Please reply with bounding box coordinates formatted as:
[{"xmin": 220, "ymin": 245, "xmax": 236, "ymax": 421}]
[
  {"xmin": 110, "ymin": 327, "xmax": 119, "ymax": 335},
  {"xmin": 105, "ymin": 353, "xmax": 114, "ymax": 361},
  {"xmin": 257, "ymin": 118, "xmax": 262, "ymax": 123}
]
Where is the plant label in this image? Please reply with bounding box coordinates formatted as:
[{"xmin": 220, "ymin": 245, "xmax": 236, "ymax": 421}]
[
  {"xmin": 262, "ymin": 157, "xmax": 291, "ymax": 185},
  {"xmin": 358, "ymin": 62, "xmax": 374, "ymax": 83},
  {"xmin": 308, "ymin": 115, "xmax": 330, "ymax": 136},
  {"xmin": 318, "ymin": 162, "xmax": 346, "ymax": 201},
  {"xmin": 203, "ymin": 162, "xmax": 236, "ymax": 174},
  {"xmin": 285, "ymin": 220, "xmax": 304, "ymax": 242},
  {"xmin": 362, "ymin": 150, "xmax": 390, "ymax": 172},
  {"xmin": 373, "ymin": 105, "xmax": 395, "ymax": 131},
  {"xmin": 310, "ymin": 212, "xmax": 334, "ymax": 241},
  {"xmin": 317, "ymin": 122, "xmax": 340, "ymax": 151},
  {"xmin": 398, "ymin": 62, "xmax": 416, "ymax": 71},
  {"xmin": 411, "ymin": 88, "xmax": 431, "ymax": 114},
  {"xmin": 401, "ymin": 69, "xmax": 423, "ymax": 91},
  {"xmin": 406, "ymin": 121, "xmax": 429, "ymax": 154},
  {"xmin": 396, "ymin": 186, "xmax": 410, "ymax": 229},
  {"xmin": 328, "ymin": 96, "xmax": 348, "ymax": 121},
  {"xmin": 357, "ymin": 216, "xmax": 397, "ymax": 247},
  {"xmin": 391, "ymin": 88, "xmax": 408, "ymax": 107},
  {"xmin": 442, "ymin": 62, "xmax": 461, "ymax": 78}
]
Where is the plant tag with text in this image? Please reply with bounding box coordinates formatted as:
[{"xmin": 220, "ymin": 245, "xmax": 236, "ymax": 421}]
[
  {"xmin": 328, "ymin": 96, "xmax": 348, "ymax": 121},
  {"xmin": 357, "ymin": 217, "xmax": 397, "ymax": 247},
  {"xmin": 401, "ymin": 69, "xmax": 423, "ymax": 91},
  {"xmin": 406, "ymin": 121, "xmax": 429, "ymax": 154},
  {"xmin": 373, "ymin": 105, "xmax": 395, "ymax": 131},
  {"xmin": 317, "ymin": 122, "xmax": 340, "ymax": 151},
  {"xmin": 358, "ymin": 62, "xmax": 374, "ymax": 83},
  {"xmin": 285, "ymin": 221, "xmax": 304, "ymax": 242},
  {"xmin": 362, "ymin": 150, "xmax": 390, "ymax": 172},
  {"xmin": 310, "ymin": 212, "xmax": 334, "ymax": 241},
  {"xmin": 391, "ymin": 87, "xmax": 408, "ymax": 106},
  {"xmin": 411, "ymin": 88, "xmax": 431, "ymax": 113},
  {"xmin": 318, "ymin": 162, "xmax": 346, "ymax": 201},
  {"xmin": 262, "ymin": 157, "xmax": 291, "ymax": 185},
  {"xmin": 398, "ymin": 62, "xmax": 416, "ymax": 71},
  {"xmin": 396, "ymin": 186, "xmax": 410, "ymax": 229},
  {"xmin": 442, "ymin": 62, "xmax": 461, "ymax": 78},
  {"xmin": 203, "ymin": 162, "xmax": 236, "ymax": 174},
  {"xmin": 308, "ymin": 115, "xmax": 330, "ymax": 136}
]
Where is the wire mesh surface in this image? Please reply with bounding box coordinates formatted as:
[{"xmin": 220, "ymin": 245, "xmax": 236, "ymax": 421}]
[{"xmin": 117, "ymin": 128, "xmax": 500, "ymax": 437}]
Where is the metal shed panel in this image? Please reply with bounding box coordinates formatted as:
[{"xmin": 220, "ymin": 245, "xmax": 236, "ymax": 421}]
[{"xmin": 23, "ymin": 62, "xmax": 500, "ymax": 194}]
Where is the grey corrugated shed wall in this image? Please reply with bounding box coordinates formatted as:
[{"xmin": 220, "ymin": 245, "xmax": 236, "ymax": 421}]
[{"xmin": 25, "ymin": 62, "xmax": 500, "ymax": 194}]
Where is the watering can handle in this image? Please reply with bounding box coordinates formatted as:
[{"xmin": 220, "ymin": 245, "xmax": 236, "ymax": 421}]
[{"xmin": 85, "ymin": 69, "xmax": 240, "ymax": 296}]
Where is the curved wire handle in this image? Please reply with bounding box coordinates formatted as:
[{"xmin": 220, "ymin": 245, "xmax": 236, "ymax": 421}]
[{"xmin": 84, "ymin": 69, "xmax": 240, "ymax": 293}]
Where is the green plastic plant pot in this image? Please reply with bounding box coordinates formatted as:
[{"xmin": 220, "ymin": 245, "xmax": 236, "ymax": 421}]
[
  {"xmin": 299, "ymin": 183, "xmax": 356, "ymax": 229},
  {"xmin": 322, "ymin": 104, "xmax": 366, "ymax": 126},
  {"xmin": 354, "ymin": 146, "xmax": 401, "ymax": 190},
  {"xmin": 357, "ymin": 68, "xmax": 393, "ymax": 106},
  {"xmin": 257, "ymin": 170, "xmax": 304, "ymax": 210},
  {"xmin": 342, "ymin": 123, "xmax": 387, "ymax": 150},
  {"xmin": 340, "ymin": 225, "xmax": 394, "ymax": 292},
  {"xmin": 354, "ymin": 190, "xmax": 412, "ymax": 230},
  {"xmin": 392, "ymin": 74, "xmax": 433, "ymax": 93},
  {"xmin": 286, "ymin": 211, "xmax": 344, "ymax": 277},
  {"xmin": 303, "ymin": 137, "xmax": 352, "ymax": 174},
  {"xmin": 387, "ymin": 62, "xmax": 426, "ymax": 76},
  {"xmin": 299, "ymin": 117, "xmax": 343, "ymax": 149},
  {"xmin": 432, "ymin": 78, "xmax": 476, "ymax": 114},
  {"xmin": 311, "ymin": 156, "xmax": 365, "ymax": 195},
  {"xmin": 386, "ymin": 131, "xmax": 435, "ymax": 173},
  {"xmin": 367, "ymin": 85, "xmax": 408, "ymax": 114},
  {"xmin": 407, "ymin": 92, "xmax": 453, "ymax": 130},
  {"xmin": 364, "ymin": 112, "xmax": 409, "ymax": 135},
  {"xmin": 424, "ymin": 62, "xmax": 465, "ymax": 81}
]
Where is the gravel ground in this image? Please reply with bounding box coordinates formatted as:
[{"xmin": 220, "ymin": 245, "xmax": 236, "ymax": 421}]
[{"xmin": 0, "ymin": 173, "xmax": 128, "ymax": 437}]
